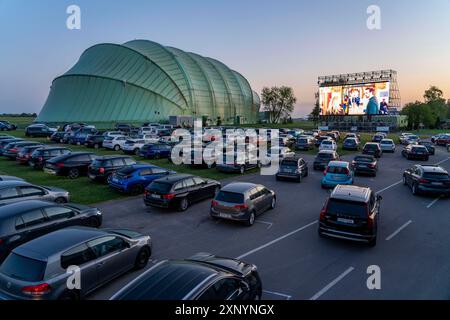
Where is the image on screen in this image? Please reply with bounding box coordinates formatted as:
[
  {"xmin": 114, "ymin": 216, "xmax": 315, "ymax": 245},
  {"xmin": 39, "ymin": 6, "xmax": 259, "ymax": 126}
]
[{"xmin": 319, "ymin": 82, "xmax": 390, "ymax": 116}]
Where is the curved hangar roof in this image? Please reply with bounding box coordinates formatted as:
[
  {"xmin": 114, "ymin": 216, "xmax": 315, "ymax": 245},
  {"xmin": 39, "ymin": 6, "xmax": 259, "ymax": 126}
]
[{"xmin": 37, "ymin": 40, "xmax": 260, "ymax": 125}]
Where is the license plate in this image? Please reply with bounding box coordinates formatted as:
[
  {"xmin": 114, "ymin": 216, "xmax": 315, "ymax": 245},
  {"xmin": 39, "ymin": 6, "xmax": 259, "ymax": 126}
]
[
  {"xmin": 88, "ymin": 174, "xmax": 96, "ymax": 179},
  {"xmin": 338, "ymin": 218, "xmax": 354, "ymax": 224},
  {"xmin": 219, "ymin": 213, "xmax": 232, "ymax": 219},
  {"xmin": 151, "ymin": 194, "xmax": 161, "ymax": 199},
  {"xmin": 358, "ymin": 165, "xmax": 367, "ymax": 168},
  {"xmin": 44, "ymin": 168, "xmax": 56, "ymax": 175}
]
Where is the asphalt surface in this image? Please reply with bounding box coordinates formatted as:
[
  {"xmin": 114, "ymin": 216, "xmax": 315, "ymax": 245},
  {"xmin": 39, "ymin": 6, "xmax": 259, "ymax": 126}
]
[{"xmin": 89, "ymin": 144, "xmax": 450, "ymax": 300}]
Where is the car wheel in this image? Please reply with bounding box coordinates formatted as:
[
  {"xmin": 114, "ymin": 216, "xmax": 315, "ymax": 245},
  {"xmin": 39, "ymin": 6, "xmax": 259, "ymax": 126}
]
[
  {"xmin": 134, "ymin": 148, "xmax": 140, "ymax": 155},
  {"xmin": 403, "ymin": 175, "xmax": 407, "ymax": 185},
  {"xmin": 270, "ymin": 196, "xmax": 276, "ymax": 209},
  {"xmin": 134, "ymin": 247, "xmax": 151, "ymax": 270},
  {"xmin": 68, "ymin": 168, "xmax": 80, "ymax": 179},
  {"xmin": 114, "ymin": 145, "xmax": 121, "ymax": 151},
  {"xmin": 304, "ymin": 168, "xmax": 308, "ymax": 177},
  {"xmin": 412, "ymin": 183, "xmax": 418, "ymax": 195},
  {"xmin": 58, "ymin": 290, "xmax": 80, "ymax": 300},
  {"xmin": 55, "ymin": 197, "xmax": 67, "ymax": 204},
  {"xmin": 240, "ymin": 166, "xmax": 245, "ymax": 174},
  {"xmin": 59, "ymin": 139, "xmax": 64, "ymax": 143},
  {"xmin": 178, "ymin": 197, "xmax": 189, "ymax": 211},
  {"xmin": 130, "ymin": 184, "xmax": 144, "ymax": 196},
  {"xmin": 94, "ymin": 143, "xmax": 99, "ymax": 149},
  {"xmin": 245, "ymin": 211, "xmax": 255, "ymax": 227}
]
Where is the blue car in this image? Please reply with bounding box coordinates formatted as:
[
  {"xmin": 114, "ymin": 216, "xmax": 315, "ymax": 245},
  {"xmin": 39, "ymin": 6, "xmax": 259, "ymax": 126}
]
[
  {"xmin": 109, "ymin": 164, "xmax": 176, "ymax": 195},
  {"xmin": 321, "ymin": 161, "xmax": 354, "ymax": 189},
  {"xmin": 69, "ymin": 127, "xmax": 98, "ymax": 145},
  {"xmin": 139, "ymin": 143, "xmax": 172, "ymax": 159}
]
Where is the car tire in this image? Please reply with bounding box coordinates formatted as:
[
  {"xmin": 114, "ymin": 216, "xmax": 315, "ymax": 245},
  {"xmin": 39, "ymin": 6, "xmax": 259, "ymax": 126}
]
[
  {"xmin": 134, "ymin": 247, "xmax": 151, "ymax": 270},
  {"xmin": 68, "ymin": 168, "xmax": 80, "ymax": 179},
  {"xmin": 245, "ymin": 211, "xmax": 255, "ymax": 227},
  {"xmin": 134, "ymin": 148, "xmax": 140, "ymax": 155},
  {"xmin": 55, "ymin": 197, "xmax": 67, "ymax": 204},
  {"xmin": 304, "ymin": 169, "xmax": 308, "ymax": 177},
  {"xmin": 412, "ymin": 183, "xmax": 419, "ymax": 195},
  {"xmin": 270, "ymin": 197, "xmax": 276, "ymax": 209},
  {"xmin": 130, "ymin": 184, "xmax": 144, "ymax": 196},
  {"xmin": 239, "ymin": 166, "xmax": 245, "ymax": 174},
  {"xmin": 58, "ymin": 290, "xmax": 80, "ymax": 300},
  {"xmin": 178, "ymin": 197, "xmax": 189, "ymax": 211}
]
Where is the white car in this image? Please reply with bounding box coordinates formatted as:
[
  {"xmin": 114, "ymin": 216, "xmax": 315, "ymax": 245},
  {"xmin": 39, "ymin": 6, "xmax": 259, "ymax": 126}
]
[
  {"xmin": 380, "ymin": 139, "xmax": 396, "ymax": 153},
  {"xmin": 405, "ymin": 135, "xmax": 420, "ymax": 145},
  {"xmin": 319, "ymin": 140, "xmax": 337, "ymax": 151},
  {"xmin": 103, "ymin": 135, "xmax": 128, "ymax": 151},
  {"xmin": 104, "ymin": 131, "xmax": 126, "ymax": 138},
  {"xmin": 122, "ymin": 139, "xmax": 147, "ymax": 155}
]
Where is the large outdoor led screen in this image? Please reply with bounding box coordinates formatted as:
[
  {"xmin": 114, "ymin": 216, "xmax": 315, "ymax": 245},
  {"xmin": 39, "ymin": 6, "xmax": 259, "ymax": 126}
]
[{"xmin": 319, "ymin": 82, "xmax": 390, "ymax": 116}]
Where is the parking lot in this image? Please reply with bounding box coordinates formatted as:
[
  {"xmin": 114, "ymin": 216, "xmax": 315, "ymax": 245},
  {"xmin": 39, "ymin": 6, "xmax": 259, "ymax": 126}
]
[{"xmin": 87, "ymin": 145, "xmax": 450, "ymax": 300}]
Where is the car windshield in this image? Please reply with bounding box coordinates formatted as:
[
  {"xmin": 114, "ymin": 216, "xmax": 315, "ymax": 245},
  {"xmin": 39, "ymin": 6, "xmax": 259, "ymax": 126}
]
[
  {"xmin": 148, "ymin": 182, "xmax": 172, "ymax": 193},
  {"xmin": 381, "ymin": 140, "xmax": 392, "ymax": 144},
  {"xmin": 345, "ymin": 139, "xmax": 356, "ymax": 143},
  {"xmin": 216, "ymin": 191, "xmax": 244, "ymax": 204},
  {"xmin": 327, "ymin": 199, "xmax": 367, "ymax": 218},
  {"xmin": 0, "ymin": 253, "xmax": 46, "ymax": 282},
  {"xmin": 354, "ymin": 156, "xmax": 373, "ymax": 163},
  {"xmin": 327, "ymin": 166, "xmax": 348, "ymax": 174},
  {"xmin": 322, "ymin": 141, "xmax": 332, "ymax": 145}
]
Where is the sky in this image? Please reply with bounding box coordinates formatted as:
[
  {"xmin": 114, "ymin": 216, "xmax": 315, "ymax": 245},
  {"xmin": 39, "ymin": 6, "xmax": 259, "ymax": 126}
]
[{"xmin": 0, "ymin": 0, "xmax": 449, "ymax": 117}]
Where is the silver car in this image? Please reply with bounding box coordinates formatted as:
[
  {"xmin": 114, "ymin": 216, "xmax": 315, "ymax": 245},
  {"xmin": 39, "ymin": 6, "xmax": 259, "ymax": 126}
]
[
  {"xmin": 0, "ymin": 227, "xmax": 152, "ymax": 300},
  {"xmin": 379, "ymin": 139, "xmax": 396, "ymax": 153},
  {"xmin": 0, "ymin": 181, "xmax": 70, "ymax": 205},
  {"xmin": 0, "ymin": 175, "xmax": 24, "ymax": 182}
]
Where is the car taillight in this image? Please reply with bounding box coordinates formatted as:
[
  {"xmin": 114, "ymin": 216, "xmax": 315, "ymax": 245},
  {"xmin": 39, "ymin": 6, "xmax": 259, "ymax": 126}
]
[
  {"xmin": 319, "ymin": 207, "xmax": 327, "ymax": 221},
  {"xmin": 163, "ymin": 194, "xmax": 175, "ymax": 200},
  {"xmin": 38, "ymin": 157, "xmax": 43, "ymax": 162},
  {"xmin": 55, "ymin": 163, "xmax": 64, "ymax": 168},
  {"xmin": 22, "ymin": 283, "xmax": 52, "ymax": 296},
  {"xmin": 99, "ymin": 167, "xmax": 105, "ymax": 174},
  {"xmin": 144, "ymin": 190, "xmax": 150, "ymax": 196},
  {"xmin": 0, "ymin": 238, "xmax": 3, "ymax": 246},
  {"xmin": 211, "ymin": 200, "xmax": 218, "ymax": 207},
  {"xmin": 419, "ymin": 179, "xmax": 430, "ymax": 184},
  {"xmin": 367, "ymin": 214, "xmax": 374, "ymax": 229},
  {"xmin": 234, "ymin": 204, "xmax": 248, "ymax": 210},
  {"xmin": 9, "ymin": 148, "xmax": 17, "ymax": 152},
  {"xmin": 368, "ymin": 163, "xmax": 376, "ymax": 168}
]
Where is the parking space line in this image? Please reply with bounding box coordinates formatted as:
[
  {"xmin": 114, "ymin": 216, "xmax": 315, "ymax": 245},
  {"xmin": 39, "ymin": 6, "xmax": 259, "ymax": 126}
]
[
  {"xmin": 255, "ymin": 220, "xmax": 273, "ymax": 229},
  {"xmin": 309, "ymin": 267, "xmax": 355, "ymax": 300},
  {"xmin": 377, "ymin": 180, "xmax": 403, "ymax": 194},
  {"xmin": 385, "ymin": 220, "xmax": 412, "ymax": 241},
  {"xmin": 435, "ymin": 157, "xmax": 450, "ymax": 165},
  {"xmin": 236, "ymin": 220, "xmax": 317, "ymax": 260},
  {"xmin": 263, "ymin": 290, "xmax": 292, "ymax": 300},
  {"xmin": 426, "ymin": 197, "xmax": 441, "ymax": 209}
]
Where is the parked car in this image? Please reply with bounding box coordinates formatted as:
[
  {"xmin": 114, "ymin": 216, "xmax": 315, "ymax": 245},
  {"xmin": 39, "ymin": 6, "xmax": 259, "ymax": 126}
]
[
  {"xmin": 122, "ymin": 139, "xmax": 146, "ymax": 155},
  {"xmin": 29, "ymin": 147, "xmax": 72, "ymax": 169},
  {"xmin": 44, "ymin": 152, "xmax": 97, "ymax": 179},
  {"xmin": 418, "ymin": 141, "xmax": 435, "ymax": 155},
  {"xmin": 342, "ymin": 138, "xmax": 360, "ymax": 151},
  {"xmin": 399, "ymin": 133, "xmax": 413, "ymax": 145},
  {"xmin": 404, "ymin": 135, "xmax": 420, "ymax": 145},
  {"xmin": 315, "ymin": 136, "xmax": 332, "ymax": 148},
  {"xmin": 216, "ymin": 152, "xmax": 260, "ymax": 174},
  {"xmin": 109, "ymin": 164, "xmax": 175, "ymax": 195},
  {"xmin": 0, "ymin": 138, "xmax": 24, "ymax": 155},
  {"xmin": 68, "ymin": 127, "xmax": 98, "ymax": 145},
  {"xmin": 50, "ymin": 131, "xmax": 66, "ymax": 143},
  {"xmin": 0, "ymin": 200, "xmax": 102, "ymax": 263},
  {"xmin": 0, "ymin": 181, "xmax": 70, "ymax": 205},
  {"xmin": 103, "ymin": 136, "xmax": 128, "ymax": 151},
  {"xmin": 362, "ymin": 143, "xmax": 382, "ymax": 158},
  {"xmin": 210, "ymin": 182, "xmax": 276, "ymax": 226},
  {"xmin": 0, "ymin": 121, "xmax": 17, "ymax": 131},
  {"xmin": 276, "ymin": 157, "xmax": 308, "ymax": 182},
  {"xmin": 402, "ymin": 144, "xmax": 429, "ymax": 161},
  {"xmin": 403, "ymin": 165, "xmax": 450, "ymax": 196},
  {"xmin": 2, "ymin": 141, "xmax": 43, "ymax": 159},
  {"xmin": 435, "ymin": 134, "xmax": 450, "ymax": 146},
  {"xmin": 25, "ymin": 124, "xmax": 57, "ymax": 138},
  {"xmin": 379, "ymin": 139, "xmax": 396, "ymax": 153},
  {"xmin": 319, "ymin": 139, "xmax": 337, "ymax": 152},
  {"xmin": 321, "ymin": 161, "xmax": 354, "ymax": 189},
  {"xmin": 371, "ymin": 134, "xmax": 384, "ymax": 143},
  {"xmin": 352, "ymin": 155, "xmax": 378, "ymax": 176},
  {"xmin": 145, "ymin": 174, "xmax": 220, "ymax": 211},
  {"xmin": 139, "ymin": 143, "xmax": 173, "ymax": 159},
  {"xmin": 344, "ymin": 133, "xmax": 360, "ymax": 141},
  {"xmin": 88, "ymin": 155, "xmax": 137, "ymax": 182},
  {"xmin": 0, "ymin": 226, "xmax": 151, "ymax": 300},
  {"xmin": 267, "ymin": 146, "xmax": 295, "ymax": 161},
  {"xmin": 295, "ymin": 136, "xmax": 315, "ymax": 151},
  {"xmin": 318, "ymin": 185, "xmax": 381, "ymax": 247},
  {"xmin": 313, "ymin": 150, "xmax": 340, "ymax": 171},
  {"xmin": 0, "ymin": 175, "xmax": 24, "ymax": 182},
  {"xmin": 110, "ymin": 253, "xmax": 261, "ymax": 300},
  {"xmin": 85, "ymin": 134, "xmax": 105, "ymax": 149},
  {"xmin": 0, "ymin": 135, "xmax": 14, "ymax": 140},
  {"xmin": 115, "ymin": 123, "xmax": 136, "ymax": 133}
]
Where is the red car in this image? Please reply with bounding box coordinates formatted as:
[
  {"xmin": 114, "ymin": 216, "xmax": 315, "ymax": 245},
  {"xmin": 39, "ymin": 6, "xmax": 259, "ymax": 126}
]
[
  {"xmin": 436, "ymin": 134, "xmax": 450, "ymax": 146},
  {"xmin": 15, "ymin": 145, "xmax": 44, "ymax": 164}
]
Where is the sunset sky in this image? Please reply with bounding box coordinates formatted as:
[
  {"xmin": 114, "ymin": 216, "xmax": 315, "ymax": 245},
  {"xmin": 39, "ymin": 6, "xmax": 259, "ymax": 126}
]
[{"xmin": 0, "ymin": 0, "xmax": 449, "ymax": 116}]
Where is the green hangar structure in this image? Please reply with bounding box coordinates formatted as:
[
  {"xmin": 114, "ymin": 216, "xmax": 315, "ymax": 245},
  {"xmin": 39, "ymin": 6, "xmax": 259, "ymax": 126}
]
[{"xmin": 37, "ymin": 40, "xmax": 260, "ymax": 127}]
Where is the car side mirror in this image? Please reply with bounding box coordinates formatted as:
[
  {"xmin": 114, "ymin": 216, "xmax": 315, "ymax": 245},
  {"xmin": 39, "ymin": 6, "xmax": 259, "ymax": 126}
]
[{"xmin": 377, "ymin": 195, "xmax": 383, "ymax": 201}]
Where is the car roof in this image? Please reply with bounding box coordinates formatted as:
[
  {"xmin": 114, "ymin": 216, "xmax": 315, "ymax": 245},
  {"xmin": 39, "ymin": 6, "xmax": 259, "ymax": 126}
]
[
  {"xmin": 155, "ymin": 174, "xmax": 193, "ymax": 183},
  {"xmin": 13, "ymin": 227, "xmax": 109, "ymax": 260},
  {"xmin": 37, "ymin": 146, "xmax": 69, "ymax": 151},
  {"xmin": 327, "ymin": 161, "xmax": 349, "ymax": 167},
  {"xmin": 419, "ymin": 165, "xmax": 448, "ymax": 174},
  {"xmin": 318, "ymin": 150, "xmax": 335, "ymax": 154},
  {"xmin": 0, "ymin": 200, "xmax": 54, "ymax": 219},
  {"xmin": 96, "ymin": 155, "xmax": 132, "ymax": 160},
  {"xmin": 330, "ymin": 185, "xmax": 371, "ymax": 203},
  {"xmin": 129, "ymin": 164, "xmax": 160, "ymax": 170},
  {"xmin": 0, "ymin": 180, "xmax": 33, "ymax": 189},
  {"xmin": 221, "ymin": 182, "xmax": 258, "ymax": 193}
]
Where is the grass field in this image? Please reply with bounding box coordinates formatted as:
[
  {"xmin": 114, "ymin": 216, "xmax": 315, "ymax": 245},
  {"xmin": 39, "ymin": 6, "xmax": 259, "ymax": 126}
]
[{"xmin": 0, "ymin": 116, "xmax": 35, "ymax": 129}]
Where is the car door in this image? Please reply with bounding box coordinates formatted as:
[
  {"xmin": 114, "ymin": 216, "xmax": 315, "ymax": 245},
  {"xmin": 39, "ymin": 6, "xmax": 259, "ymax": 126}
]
[
  {"xmin": 0, "ymin": 187, "xmax": 21, "ymax": 205},
  {"xmin": 43, "ymin": 206, "xmax": 77, "ymax": 230},
  {"xmin": 407, "ymin": 166, "xmax": 418, "ymax": 186},
  {"xmin": 249, "ymin": 187, "xmax": 263, "ymax": 214},
  {"xmin": 299, "ymin": 159, "xmax": 306, "ymax": 176},
  {"xmin": 17, "ymin": 185, "xmax": 47, "ymax": 201},
  {"xmin": 87, "ymin": 236, "xmax": 134, "ymax": 285},
  {"xmin": 183, "ymin": 178, "xmax": 201, "ymax": 203},
  {"xmin": 259, "ymin": 187, "xmax": 273, "ymax": 211},
  {"xmin": 14, "ymin": 209, "xmax": 51, "ymax": 245},
  {"xmin": 193, "ymin": 177, "xmax": 213, "ymax": 200}
]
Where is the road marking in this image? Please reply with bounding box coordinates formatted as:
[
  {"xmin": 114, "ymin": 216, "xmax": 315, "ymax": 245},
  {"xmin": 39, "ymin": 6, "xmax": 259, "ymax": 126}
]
[
  {"xmin": 263, "ymin": 290, "xmax": 292, "ymax": 300},
  {"xmin": 377, "ymin": 180, "xmax": 402, "ymax": 194},
  {"xmin": 436, "ymin": 157, "xmax": 450, "ymax": 165},
  {"xmin": 309, "ymin": 267, "xmax": 355, "ymax": 300},
  {"xmin": 236, "ymin": 220, "xmax": 318, "ymax": 260},
  {"xmin": 255, "ymin": 220, "xmax": 273, "ymax": 229},
  {"xmin": 426, "ymin": 197, "xmax": 441, "ymax": 209},
  {"xmin": 385, "ymin": 220, "xmax": 412, "ymax": 241}
]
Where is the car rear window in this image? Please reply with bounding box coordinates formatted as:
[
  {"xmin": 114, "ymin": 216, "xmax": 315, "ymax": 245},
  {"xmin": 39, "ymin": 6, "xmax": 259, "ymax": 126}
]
[
  {"xmin": 364, "ymin": 144, "xmax": 377, "ymax": 149},
  {"xmin": 327, "ymin": 166, "xmax": 348, "ymax": 174},
  {"xmin": 0, "ymin": 253, "xmax": 46, "ymax": 282},
  {"xmin": 148, "ymin": 181, "xmax": 173, "ymax": 193},
  {"xmin": 423, "ymin": 172, "xmax": 449, "ymax": 179},
  {"xmin": 216, "ymin": 191, "xmax": 244, "ymax": 204},
  {"xmin": 327, "ymin": 199, "xmax": 367, "ymax": 218},
  {"xmin": 281, "ymin": 159, "xmax": 298, "ymax": 167},
  {"xmin": 317, "ymin": 153, "xmax": 333, "ymax": 159},
  {"xmin": 354, "ymin": 156, "xmax": 373, "ymax": 162}
]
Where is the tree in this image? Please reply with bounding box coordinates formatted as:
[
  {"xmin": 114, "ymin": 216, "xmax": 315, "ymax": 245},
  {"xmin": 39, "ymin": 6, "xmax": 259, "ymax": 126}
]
[
  {"xmin": 309, "ymin": 92, "xmax": 320, "ymax": 125},
  {"xmin": 261, "ymin": 86, "xmax": 297, "ymax": 124},
  {"xmin": 424, "ymin": 86, "xmax": 445, "ymax": 104}
]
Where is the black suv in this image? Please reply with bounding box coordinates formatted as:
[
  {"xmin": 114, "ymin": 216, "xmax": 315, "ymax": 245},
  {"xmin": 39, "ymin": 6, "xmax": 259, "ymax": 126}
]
[
  {"xmin": 0, "ymin": 200, "xmax": 102, "ymax": 263},
  {"xmin": 362, "ymin": 143, "xmax": 382, "ymax": 158},
  {"xmin": 85, "ymin": 134, "xmax": 105, "ymax": 149},
  {"xmin": 276, "ymin": 157, "xmax": 308, "ymax": 182},
  {"xmin": 403, "ymin": 165, "xmax": 450, "ymax": 196},
  {"xmin": 110, "ymin": 253, "xmax": 262, "ymax": 300},
  {"xmin": 144, "ymin": 174, "xmax": 221, "ymax": 211},
  {"xmin": 25, "ymin": 124, "xmax": 55, "ymax": 138},
  {"xmin": 29, "ymin": 147, "xmax": 72, "ymax": 169},
  {"xmin": 88, "ymin": 155, "xmax": 137, "ymax": 182},
  {"xmin": 313, "ymin": 150, "xmax": 339, "ymax": 170},
  {"xmin": 402, "ymin": 144, "xmax": 429, "ymax": 161},
  {"xmin": 319, "ymin": 185, "xmax": 381, "ymax": 247},
  {"xmin": 352, "ymin": 155, "xmax": 378, "ymax": 176},
  {"xmin": 2, "ymin": 141, "xmax": 43, "ymax": 159},
  {"xmin": 44, "ymin": 152, "xmax": 97, "ymax": 179},
  {"xmin": 50, "ymin": 131, "xmax": 66, "ymax": 143}
]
